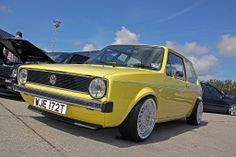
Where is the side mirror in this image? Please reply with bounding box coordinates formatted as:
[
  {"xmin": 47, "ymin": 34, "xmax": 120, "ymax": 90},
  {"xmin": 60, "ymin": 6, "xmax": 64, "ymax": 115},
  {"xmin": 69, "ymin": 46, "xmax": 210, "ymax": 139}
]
[{"xmin": 174, "ymin": 70, "xmax": 184, "ymax": 78}]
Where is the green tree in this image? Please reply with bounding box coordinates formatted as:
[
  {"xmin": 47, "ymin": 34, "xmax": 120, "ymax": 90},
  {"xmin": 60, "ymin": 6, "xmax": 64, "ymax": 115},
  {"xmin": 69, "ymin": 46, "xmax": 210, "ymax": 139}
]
[{"xmin": 207, "ymin": 80, "xmax": 236, "ymax": 94}]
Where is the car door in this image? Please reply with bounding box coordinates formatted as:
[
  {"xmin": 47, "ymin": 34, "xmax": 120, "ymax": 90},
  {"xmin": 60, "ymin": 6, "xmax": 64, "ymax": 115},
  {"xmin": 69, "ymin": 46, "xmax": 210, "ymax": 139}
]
[
  {"xmin": 201, "ymin": 83, "xmax": 214, "ymax": 112},
  {"xmin": 204, "ymin": 84, "xmax": 227, "ymax": 113},
  {"xmin": 164, "ymin": 52, "xmax": 189, "ymax": 118}
]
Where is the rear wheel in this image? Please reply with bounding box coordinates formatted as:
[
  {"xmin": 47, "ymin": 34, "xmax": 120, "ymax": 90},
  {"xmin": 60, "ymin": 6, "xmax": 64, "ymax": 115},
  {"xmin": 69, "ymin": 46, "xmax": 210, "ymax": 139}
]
[
  {"xmin": 228, "ymin": 104, "xmax": 236, "ymax": 116},
  {"xmin": 119, "ymin": 97, "xmax": 157, "ymax": 142},
  {"xmin": 186, "ymin": 101, "xmax": 203, "ymax": 125}
]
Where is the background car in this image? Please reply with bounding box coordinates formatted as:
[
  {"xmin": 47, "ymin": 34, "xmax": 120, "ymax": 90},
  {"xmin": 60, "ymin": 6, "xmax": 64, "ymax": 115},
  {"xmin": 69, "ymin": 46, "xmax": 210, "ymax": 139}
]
[
  {"xmin": 65, "ymin": 50, "xmax": 99, "ymax": 64},
  {"xmin": 47, "ymin": 50, "xmax": 99, "ymax": 64},
  {"xmin": 201, "ymin": 82, "xmax": 236, "ymax": 116},
  {"xmin": 0, "ymin": 38, "xmax": 55, "ymax": 95},
  {"xmin": 0, "ymin": 28, "xmax": 14, "ymax": 39},
  {"xmin": 46, "ymin": 52, "xmax": 71, "ymax": 63},
  {"xmin": 225, "ymin": 94, "xmax": 236, "ymax": 101}
]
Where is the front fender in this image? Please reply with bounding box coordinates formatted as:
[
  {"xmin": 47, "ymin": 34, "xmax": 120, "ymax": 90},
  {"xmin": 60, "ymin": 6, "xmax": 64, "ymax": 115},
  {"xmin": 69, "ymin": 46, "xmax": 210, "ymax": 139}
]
[
  {"xmin": 127, "ymin": 87, "xmax": 157, "ymax": 112},
  {"xmin": 117, "ymin": 87, "xmax": 157, "ymax": 126}
]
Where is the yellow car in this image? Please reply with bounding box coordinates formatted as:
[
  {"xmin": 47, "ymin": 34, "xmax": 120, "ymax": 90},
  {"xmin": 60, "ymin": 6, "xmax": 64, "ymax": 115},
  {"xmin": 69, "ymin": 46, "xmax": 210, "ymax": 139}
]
[{"xmin": 14, "ymin": 45, "xmax": 203, "ymax": 142}]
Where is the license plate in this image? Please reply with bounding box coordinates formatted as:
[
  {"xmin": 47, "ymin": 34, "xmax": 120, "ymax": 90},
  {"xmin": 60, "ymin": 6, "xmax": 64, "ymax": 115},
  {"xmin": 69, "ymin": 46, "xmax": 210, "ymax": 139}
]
[{"xmin": 34, "ymin": 97, "xmax": 67, "ymax": 114}]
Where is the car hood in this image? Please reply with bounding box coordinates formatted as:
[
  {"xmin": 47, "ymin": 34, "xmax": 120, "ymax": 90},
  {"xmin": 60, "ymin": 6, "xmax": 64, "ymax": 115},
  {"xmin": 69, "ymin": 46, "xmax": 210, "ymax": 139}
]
[
  {"xmin": 20, "ymin": 64, "xmax": 156, "ymax": 78},
  {"xmin": 0, "ymin": 38, "xmax": 55, "ymax": 63}
]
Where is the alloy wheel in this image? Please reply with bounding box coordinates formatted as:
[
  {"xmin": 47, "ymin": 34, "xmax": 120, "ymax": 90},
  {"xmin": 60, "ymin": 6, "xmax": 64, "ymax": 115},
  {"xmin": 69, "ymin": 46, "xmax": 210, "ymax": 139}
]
[{"xmin": 137, "ymin": 98, "xmax": 156, "ymax": 139}]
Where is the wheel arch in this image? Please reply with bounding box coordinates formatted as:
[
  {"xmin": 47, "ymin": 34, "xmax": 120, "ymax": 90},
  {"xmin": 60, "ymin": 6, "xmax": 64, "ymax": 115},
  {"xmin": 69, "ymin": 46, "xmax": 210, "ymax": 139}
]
[
  {"xmin": 187, "ymin": 96, "xmax": 203, "ymax": 117},
  {"xmin": 119, "ymin": 87, "xmax": 158, "ymax": 125}
]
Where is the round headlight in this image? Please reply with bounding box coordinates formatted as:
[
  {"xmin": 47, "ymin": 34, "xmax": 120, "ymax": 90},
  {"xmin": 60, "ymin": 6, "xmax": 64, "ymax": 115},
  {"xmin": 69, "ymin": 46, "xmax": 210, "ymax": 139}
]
[
  {"xmin": 18, "ymin": 69, "xmax": 28, "ymax": 84},
  {"xmin": 11, "ymin": 68, "xmax": 17, "ymax": 78},
  {"xmin": 89, "ymin": 78, "xmax": 107, "ymax": 99}
]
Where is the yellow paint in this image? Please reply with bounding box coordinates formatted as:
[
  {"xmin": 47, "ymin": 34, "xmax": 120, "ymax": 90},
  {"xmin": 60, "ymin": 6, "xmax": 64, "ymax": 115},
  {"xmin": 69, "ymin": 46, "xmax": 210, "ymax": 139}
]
[{"xmin": 19, "ymin": 46, "xmax": 202, "ymax": 128}]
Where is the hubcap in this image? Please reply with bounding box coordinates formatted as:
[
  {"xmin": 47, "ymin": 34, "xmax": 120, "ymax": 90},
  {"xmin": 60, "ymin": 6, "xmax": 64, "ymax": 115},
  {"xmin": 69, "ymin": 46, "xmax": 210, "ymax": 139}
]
[
  {"xmin": 196, "ymin": 101, "xmax": 203, "ymax": 124},
  {"xmin": 137, "ymin": 98, "xmax": 156, "ymax": 139},
  {"xmin": 229, "ymin": 105, "xmax": 236, "ymax": 116}
]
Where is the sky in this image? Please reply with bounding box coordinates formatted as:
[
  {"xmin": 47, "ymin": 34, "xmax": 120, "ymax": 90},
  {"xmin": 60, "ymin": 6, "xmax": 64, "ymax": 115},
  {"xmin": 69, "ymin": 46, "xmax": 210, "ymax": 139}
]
[{"xmin": 0, "ymin": 0, "xmax": 236, "ymax": 80}]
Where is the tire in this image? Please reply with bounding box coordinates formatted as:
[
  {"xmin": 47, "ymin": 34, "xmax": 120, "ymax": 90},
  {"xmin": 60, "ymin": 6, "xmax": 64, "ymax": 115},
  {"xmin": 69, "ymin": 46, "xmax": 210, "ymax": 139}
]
[
  {"xmin": 228, "ymin": 104, "xmax": 236, "ymax": 116},
  {"xmin": 186, "ymin": 100, "xmax": 203, "ymax": 125},
  {"xmin": 119, "ymin": 97, "xmax": 157, "ymax": 142}
]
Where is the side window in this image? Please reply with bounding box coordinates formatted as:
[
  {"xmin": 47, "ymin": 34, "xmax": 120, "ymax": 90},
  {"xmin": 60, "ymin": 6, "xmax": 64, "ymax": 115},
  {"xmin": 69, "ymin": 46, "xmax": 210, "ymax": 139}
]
[
  {"xmin": 206, "ymin": 85, "xmax": 222, "ymax": 98},
  {"xmin": 166, "ymin": 52, "xmax": 186, "ymax": 81},
  {"xmin": 202, "ymin": 84, "xmax": 210, "ymax": 97},
  {"xmin": 185, "ymin": 61, "xmax": 197, "ymax": 84}
]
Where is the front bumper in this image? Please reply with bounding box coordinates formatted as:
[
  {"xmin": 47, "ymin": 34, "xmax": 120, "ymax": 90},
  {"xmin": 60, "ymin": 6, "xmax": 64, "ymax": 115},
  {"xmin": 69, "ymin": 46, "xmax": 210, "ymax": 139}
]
[
  {"xmin": 28, "ymin": 105, "xmax": 102, "ymax": 129},
  {"xmin": 13, "ymin": 84, "xmax": 113, "ymax": 113},
  {"xmin": 0, "ymin": 77, "xmax": 17, "ymax": 93}
]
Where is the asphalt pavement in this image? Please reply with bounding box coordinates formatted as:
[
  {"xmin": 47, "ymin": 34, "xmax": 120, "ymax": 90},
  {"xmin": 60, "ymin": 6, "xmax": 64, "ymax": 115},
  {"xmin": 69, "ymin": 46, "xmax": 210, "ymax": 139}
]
[{"xmin": 0, "ymin": 94, "xmax": 236, "ymax": 157}]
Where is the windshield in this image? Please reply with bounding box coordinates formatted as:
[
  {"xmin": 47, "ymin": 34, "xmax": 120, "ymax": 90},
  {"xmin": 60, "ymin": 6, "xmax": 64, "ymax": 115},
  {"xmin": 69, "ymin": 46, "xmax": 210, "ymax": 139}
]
[{"xmin": 86, "ymin": 45, "xmax": 164, "ymax": 71}]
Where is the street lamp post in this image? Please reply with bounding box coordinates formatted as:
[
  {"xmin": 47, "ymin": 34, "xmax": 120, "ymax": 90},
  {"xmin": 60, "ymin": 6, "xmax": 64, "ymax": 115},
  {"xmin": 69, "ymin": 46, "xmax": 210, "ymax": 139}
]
[{"xmin": 51, "ymin": 20, "xmax": 62, "ymax": 52}]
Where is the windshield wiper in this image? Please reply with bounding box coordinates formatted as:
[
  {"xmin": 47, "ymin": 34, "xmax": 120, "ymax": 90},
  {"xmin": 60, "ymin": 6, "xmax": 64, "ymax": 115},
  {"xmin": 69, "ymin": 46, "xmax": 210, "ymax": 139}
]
[
  {"xmin": 129, "ymin": 63, "xmax": 152, "ymax": 69},
  {"xmin": 99, "ymin": 61, "xmax": 127, "ymax": 67},
  {"xmin": 101, "ymin": 61, "xmax": 117, "ymax": 66}
]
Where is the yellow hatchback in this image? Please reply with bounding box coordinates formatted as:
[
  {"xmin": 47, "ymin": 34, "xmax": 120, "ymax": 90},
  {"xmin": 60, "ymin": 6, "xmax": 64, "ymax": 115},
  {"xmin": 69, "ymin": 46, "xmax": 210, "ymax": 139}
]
[{"xmin": 14, "ymin": 44, "xmax": 203, "ymax": 142}]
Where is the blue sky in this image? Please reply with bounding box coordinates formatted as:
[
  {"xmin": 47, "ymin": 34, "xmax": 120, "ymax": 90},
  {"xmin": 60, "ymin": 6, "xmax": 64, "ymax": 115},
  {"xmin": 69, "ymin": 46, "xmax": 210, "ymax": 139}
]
[{"xmin": 0, "ymin": 0, "xmax": 236, "ymax": 80}]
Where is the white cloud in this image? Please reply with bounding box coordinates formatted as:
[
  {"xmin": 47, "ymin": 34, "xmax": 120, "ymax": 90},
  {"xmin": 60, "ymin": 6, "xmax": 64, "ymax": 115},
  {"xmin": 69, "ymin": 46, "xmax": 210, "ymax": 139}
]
[
  {"xmin": 73, "ymin": 40, "xmax": 81, "ymax": 47},
  {"xmin": 189, "ymin": 55, "xmax": 218, "ymax": 80},
  {"xmin": 166, "ymin": 41, "xmax": 209, "ymax": 56},
  {"xmin": 218, "ymin": 34, "xmax": 236, "ymax": 58},
  {"xmin": 82, "ymin": 43, "xmax": 97, "ymax": 51},
  {"xmin": 112, "ymin": 26, "xmax": 139, "ymax": 44},
  {"xmin": 165, "ymin": 41, "xmax": 218, "ymax": 80},
  {"xmin": 0, "ymin": 4, "xmax": 11, "ymax": 14}
]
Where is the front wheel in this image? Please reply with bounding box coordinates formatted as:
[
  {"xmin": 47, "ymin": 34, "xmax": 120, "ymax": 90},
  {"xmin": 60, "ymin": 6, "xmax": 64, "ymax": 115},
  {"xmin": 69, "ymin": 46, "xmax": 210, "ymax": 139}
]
[
  {"xmin": 228, "ymin": 104, "xmax": 236, "ymax": 116},
  {"xmin": 186, "ymin": 101, "xmax": 203, "ymax": 125},
  {"xmin": 119, "ymin": 97, "xmax": 157, "ymax": 142}
]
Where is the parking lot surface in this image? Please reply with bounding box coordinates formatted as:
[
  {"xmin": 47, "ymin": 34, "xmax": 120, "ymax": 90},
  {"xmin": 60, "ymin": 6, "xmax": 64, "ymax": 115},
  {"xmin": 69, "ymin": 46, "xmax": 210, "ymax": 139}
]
[{"xmin": 0, "ymin": 95, "xmax": 236, "ymax": 157}]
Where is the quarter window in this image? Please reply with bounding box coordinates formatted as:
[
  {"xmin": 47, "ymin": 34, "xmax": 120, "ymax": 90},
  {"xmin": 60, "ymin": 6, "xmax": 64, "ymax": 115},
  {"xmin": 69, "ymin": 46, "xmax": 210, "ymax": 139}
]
[
  {"xmin": 166, "ymin": 52, "xmax": 185, "ymax": 81},
  {"xmin": 185, "ymin": 61, "xmax": 197, "ymax": 84}
]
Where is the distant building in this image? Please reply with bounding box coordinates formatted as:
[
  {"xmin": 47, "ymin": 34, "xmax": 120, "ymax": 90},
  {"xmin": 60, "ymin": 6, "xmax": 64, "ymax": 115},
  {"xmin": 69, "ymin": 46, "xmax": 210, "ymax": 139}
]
[{"xmin": 0, "ymin": 28, "xmax": 14, "ymax": 38}]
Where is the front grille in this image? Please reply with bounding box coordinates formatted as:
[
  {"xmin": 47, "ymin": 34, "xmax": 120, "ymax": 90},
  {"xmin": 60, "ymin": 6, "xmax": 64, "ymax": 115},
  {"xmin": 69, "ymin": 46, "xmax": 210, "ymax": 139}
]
[
  {"xmin": 0, "ymin": 65, "xmax": 12, "ymax": 77},
  {"xmin": 27, "ymin": 70, "xmax": 93, "ymax": 93}
]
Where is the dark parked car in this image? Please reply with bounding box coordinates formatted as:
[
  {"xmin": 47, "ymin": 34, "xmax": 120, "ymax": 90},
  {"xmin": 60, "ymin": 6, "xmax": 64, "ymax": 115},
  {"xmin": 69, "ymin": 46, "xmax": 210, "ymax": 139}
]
[
  {"xmin": 225, "ymin": 94, "xmax": 236, "ymax": 101},
  {"xmin": 47, "ymin": 50, "xmax": 99, "ymax": 64},
  {"xmin": 0, "ymin": 38, "xmax": 55, "ymax": 95},
  {"xmin": 65, "ymin": 50, "xmax": 99, "ymax": 64},
  {"xmin": 201, "ymin": 82, "xmax": 236, "ymax": 116},
  {"xmin": 46, "ymin": 52, "xmax": 71, "ymax": 63}
]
